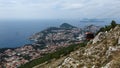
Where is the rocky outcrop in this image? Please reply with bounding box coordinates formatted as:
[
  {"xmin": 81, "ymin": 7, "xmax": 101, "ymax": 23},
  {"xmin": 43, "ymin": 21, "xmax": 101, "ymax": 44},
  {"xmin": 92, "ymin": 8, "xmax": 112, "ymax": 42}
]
[
  {"xmin": 118, "ymin": 36, "xmax": 120, "ymax": 45},
  {"xmin": 35, "ymin": 25, "xmax": 120, "ymax": 68},
  {"xmin": 92, "ymin": 32, "xmax": 104, "ymax": 44}
]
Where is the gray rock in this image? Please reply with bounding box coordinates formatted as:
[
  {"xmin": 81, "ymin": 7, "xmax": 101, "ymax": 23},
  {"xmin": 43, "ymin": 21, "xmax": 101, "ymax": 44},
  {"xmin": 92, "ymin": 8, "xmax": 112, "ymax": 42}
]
[
  {"xmin": 118, "ymin": 36, "xmax": 120, "ymax": 45},
  {"xmin": 92, "ymin": 32, "xmax": 104, "ymax": 44}
]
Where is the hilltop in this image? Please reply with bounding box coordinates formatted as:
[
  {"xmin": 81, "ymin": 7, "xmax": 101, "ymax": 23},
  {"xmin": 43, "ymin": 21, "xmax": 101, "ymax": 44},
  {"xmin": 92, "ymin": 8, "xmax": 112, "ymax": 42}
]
[{"xmin": 60, "ymin": 23, "xmax": 76, "ymax": 29}]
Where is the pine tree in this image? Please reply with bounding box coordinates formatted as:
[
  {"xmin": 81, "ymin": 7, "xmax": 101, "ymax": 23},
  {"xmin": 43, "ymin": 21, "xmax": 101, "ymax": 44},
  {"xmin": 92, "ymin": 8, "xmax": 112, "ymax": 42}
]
[{"xmin": 111, "ymin": 20, "xmax": 117, "ymax": 28}]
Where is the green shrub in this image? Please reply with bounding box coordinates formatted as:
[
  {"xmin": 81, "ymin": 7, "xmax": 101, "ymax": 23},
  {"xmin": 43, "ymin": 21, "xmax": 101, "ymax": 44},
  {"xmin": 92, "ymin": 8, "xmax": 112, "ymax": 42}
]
[{"xmin": 96, "ymin": 20, "xmax": 117, "ymax": 35}]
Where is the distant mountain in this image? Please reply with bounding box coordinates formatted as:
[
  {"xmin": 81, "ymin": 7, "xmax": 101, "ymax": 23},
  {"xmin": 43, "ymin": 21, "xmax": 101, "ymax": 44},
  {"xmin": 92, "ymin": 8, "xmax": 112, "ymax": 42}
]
[
  {"xmin": 80, "ymin": 18, "xmax": 105, "ymax": 22},
  {"xmin": 60, "ymin": 23, "xmax": 76, "ymax": 29},
  {"xmin": 84, "ymin": 24, "xmax": 101, "ymax": 33}
]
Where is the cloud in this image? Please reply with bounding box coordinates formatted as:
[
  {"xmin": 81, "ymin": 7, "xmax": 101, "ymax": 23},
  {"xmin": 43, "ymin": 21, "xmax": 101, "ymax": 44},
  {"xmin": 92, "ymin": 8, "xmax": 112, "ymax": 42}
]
[
  {"xmin": 59, "ymin": 3, "xmax": 84, "ymax": 10},
  {"xmin": 0, "ymin": 0, "xmax": 120, "ymax": 19}
]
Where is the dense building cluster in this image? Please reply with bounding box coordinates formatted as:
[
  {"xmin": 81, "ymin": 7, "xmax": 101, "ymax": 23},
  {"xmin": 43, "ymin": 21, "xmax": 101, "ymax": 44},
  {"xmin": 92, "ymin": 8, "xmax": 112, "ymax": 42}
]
[{"xmin": 0, "ymin": 44, "xmax": 71, "ymax": 68}]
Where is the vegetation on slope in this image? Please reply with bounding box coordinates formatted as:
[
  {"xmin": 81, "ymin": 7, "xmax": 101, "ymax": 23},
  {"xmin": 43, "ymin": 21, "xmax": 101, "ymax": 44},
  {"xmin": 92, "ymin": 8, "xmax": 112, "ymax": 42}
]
[
  {"xmin": 96, "ymin": 20, "xmax": 117, "ymax": 34},
  {"xmin": 60, "ymin": 23, "xmax": 76, "ymax": 29},
  {"xmin": 19, "ymin": 42, "xmax": 87, "ymax": 68}
]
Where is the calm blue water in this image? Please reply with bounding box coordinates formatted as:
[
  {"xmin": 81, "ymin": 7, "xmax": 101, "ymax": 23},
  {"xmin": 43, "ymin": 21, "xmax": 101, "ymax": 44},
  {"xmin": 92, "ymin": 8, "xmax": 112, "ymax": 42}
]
[{"xmin": 0, "ymin": 19, "xmax": 117, "ymax": 48}]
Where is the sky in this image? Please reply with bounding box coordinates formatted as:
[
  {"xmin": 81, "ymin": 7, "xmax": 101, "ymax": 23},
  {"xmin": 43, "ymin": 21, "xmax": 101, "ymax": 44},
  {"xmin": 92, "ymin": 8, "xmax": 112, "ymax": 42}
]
[{"xmin": 0, "ymin": 0, "xmax": 120, "ymax": 19}]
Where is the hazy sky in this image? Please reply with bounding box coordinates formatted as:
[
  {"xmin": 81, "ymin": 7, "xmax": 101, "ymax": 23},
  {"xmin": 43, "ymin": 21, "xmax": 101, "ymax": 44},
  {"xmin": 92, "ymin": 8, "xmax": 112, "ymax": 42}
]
[{"xmin": 0, "ymin": 0, "xmax": 120, "ymax": 19}]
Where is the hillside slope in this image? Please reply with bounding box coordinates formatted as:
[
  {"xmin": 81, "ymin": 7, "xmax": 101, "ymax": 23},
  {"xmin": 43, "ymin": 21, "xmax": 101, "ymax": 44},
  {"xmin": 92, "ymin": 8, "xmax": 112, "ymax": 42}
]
[
  {"xmin": 60, "ymin": 23, "xmax": 76, "ymax": 29},
  {"xmin": 35, "ymin": 25, "xmax": 120, "ymax": 68}
]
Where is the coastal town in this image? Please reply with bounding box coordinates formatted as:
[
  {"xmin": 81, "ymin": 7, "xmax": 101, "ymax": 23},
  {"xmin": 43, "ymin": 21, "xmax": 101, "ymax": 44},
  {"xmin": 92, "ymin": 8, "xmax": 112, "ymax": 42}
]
[
  {"xmin": 0, "ymin": 23, "xmax": 100, "ymax": 68},
  {"xmin": 0, "ymin": 44, "xmax": 69, "ymax": 68}
]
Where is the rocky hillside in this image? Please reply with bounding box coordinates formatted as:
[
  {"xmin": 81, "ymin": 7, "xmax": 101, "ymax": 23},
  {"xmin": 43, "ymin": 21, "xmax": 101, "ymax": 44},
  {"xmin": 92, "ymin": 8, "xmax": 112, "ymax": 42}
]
[{"xmin": 35, "ymin": 25, "xmax": 120, "ymax": 68}]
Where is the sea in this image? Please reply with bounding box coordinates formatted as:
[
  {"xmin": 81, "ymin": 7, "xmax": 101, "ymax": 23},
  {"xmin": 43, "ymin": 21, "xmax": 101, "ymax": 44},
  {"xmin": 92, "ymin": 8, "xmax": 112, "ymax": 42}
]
[{"xmin": 0, "ymin": 19, "xmax": 118, "ymax": 48}]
